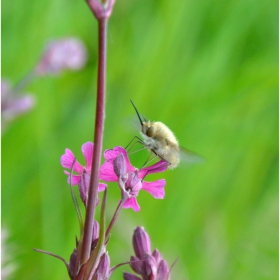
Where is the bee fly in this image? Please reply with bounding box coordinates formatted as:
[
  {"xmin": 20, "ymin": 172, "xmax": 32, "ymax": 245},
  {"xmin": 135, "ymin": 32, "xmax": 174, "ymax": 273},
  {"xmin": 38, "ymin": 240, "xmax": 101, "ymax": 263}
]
[{"xmin": 129, "ymin": 100, "xmax": 203, "ymax": 169}]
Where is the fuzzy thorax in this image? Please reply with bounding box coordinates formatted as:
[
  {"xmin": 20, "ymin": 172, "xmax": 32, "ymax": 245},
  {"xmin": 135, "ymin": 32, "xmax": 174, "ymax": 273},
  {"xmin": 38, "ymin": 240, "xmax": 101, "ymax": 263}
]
[{"xmin": 141, "ymin": 121, "xmax": 180, "ymax": 169}]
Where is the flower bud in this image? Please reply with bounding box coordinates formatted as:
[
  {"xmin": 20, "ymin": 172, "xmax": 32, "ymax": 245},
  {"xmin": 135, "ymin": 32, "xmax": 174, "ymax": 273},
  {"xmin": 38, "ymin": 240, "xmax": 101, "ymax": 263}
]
[
  {"xmin": 92, "ymin": 220, "xmax": 100, "ymax": 243},
  {"xmin": 92, "ymin": 252, "xmax": 110, "ymax": 280},
  {"xmin": 123, "ymin": 272, "xmax": 142, "ymax": 280},
  {"xmin": 152, "ymin": 249, "xmax": 162, "ymax": 265},
  {"xmin": 129, "ymin": 256, "xmax": 142, "ymax": 275},
  {"xmin": 78, "ymin": 171, "xmax": 90, "ymax": 207},
  {"xmin": 157, "ymin": 259, "xmax": 170, "ymax": 280},
  {"xmin": 113, "ymin": 153, "xmax": 127, "ymax": 179},
  {"xmin": 143, "ymin": 254, "xmax": 157, "ymax": 279},
  {"xmin": 69, "ymin": 248, "xmax": 77, "ymax": 279},
  {"xmin": 132, "ymin": 227, "xmax": 151, "ymax": 259}
]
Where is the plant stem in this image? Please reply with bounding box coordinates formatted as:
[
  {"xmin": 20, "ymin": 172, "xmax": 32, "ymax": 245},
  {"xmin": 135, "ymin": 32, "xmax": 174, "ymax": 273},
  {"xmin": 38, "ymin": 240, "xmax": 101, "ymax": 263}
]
[
  {"xmin": 80, "ymin": 17, "xmax": 108, "ymax": 265},
  {"xmin": 105, "ymin": 198, "xmax": 126, "ymax": 241}
]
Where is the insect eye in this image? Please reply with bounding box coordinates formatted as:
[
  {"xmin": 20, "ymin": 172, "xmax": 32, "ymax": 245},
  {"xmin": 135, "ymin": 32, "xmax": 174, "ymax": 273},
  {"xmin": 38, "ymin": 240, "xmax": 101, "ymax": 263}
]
[
  {"xmin": 146, "ymin": 126, "xmax": 154, "ymax": 137},
  {"xmin": 142, "ymin": 126, "xmax": 147, "ymax": 134}
]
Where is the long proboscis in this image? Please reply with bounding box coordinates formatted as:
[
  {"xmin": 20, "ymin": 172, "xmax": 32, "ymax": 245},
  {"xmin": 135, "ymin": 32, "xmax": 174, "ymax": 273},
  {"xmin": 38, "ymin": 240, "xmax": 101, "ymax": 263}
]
[{"xmin": 130, "ymin": 99, "xmax": 143, "ymax": 126}]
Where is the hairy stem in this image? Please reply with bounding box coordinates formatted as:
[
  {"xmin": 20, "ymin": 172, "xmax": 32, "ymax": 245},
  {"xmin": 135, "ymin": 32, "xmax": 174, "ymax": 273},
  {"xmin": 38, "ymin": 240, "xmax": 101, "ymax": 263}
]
[{"xmin": 80, "ymin": 18, "xmax": 108, "ymax": 265}]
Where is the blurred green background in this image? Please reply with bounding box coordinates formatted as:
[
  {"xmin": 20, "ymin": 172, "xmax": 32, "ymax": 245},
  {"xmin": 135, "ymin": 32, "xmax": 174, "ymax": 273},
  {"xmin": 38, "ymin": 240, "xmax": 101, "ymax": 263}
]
[{"xmin": 2, "ymin": 0, "xmax": 278, "ymax": 279}]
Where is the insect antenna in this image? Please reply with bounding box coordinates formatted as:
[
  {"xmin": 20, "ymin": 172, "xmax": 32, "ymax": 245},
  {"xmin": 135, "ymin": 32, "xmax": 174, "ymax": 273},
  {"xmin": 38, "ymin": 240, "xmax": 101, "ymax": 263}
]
[{"xmin": 130, "ymin": 100, "xmax": 143, "ymax": 127}]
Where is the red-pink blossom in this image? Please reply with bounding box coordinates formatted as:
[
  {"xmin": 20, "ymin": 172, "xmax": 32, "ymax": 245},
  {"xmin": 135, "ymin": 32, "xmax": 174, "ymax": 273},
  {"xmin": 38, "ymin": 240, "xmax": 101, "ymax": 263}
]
[
  {"xmin": 100, "ymin": 146, "xmax": 168, "ymax": 212},
  {"xmin": 60, "ymin": 142, "xmax": 106, "ymax": 207}
]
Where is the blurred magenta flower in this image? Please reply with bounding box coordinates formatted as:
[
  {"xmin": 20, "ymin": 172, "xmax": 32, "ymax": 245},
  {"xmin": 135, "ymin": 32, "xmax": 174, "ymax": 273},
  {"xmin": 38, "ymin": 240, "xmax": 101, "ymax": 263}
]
[
  {"xmin": 1, "ymin": 78, "xmax": 36, "ymax": 130},
  {"xmin": 124, "ymin": 227, "xmax": 171, "ymax": 280},
  {"xmin": 60, "ymin": 142, "xmax": 107, "ymax": 207},
  {"xmin": 100, "ymin": 146, "xmax": 168, "ymax": 212},
  {"xmin": 35, "ymin": 37, "xmax": 87, "ymax": 75}
]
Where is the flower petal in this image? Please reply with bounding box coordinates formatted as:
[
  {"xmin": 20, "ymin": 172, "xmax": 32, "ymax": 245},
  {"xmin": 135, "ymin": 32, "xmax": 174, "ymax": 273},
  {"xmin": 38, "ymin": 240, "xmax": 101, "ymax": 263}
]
[
  {"xmin": 123, "ymin": 197, "xmax": 140, "ymax": 212},
  {"xmin": 100, "ymin": 162, "xmax": 118, "ymax": 182},
  {"xmin": 104, "ymin": 146, "xmax": 135, "ymax": 172},
  {"xmin": 98, "ymin": 183, "xmax": 107, "ymax": 192},
  {"xmin": 103, "ymin": 148, "xmax": 120, "ymax": 161},
  {"xmin": 141, "ymin": 179, "xmax": 166, "ymax": 199},
  {"xmin": 64, "ymin": 171, "xmax": 81, "ymax": 185},
  {"xmin": 138, "ymin": 159, "xmax": 168, "ymax": 179},
  {"xmin": 81, "ymin": 142, "xmax": 94, "ymax": 172},
  {"xmin": 60, "ymin": 148, "xmax": 84, "ymax": 174}
]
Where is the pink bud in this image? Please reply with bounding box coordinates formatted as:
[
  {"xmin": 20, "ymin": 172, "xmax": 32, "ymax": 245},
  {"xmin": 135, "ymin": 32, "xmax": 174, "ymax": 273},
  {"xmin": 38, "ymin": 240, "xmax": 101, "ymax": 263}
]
[
  {"xmin": 123, "ymin": 272, "xmax": 142, "ymax": 280},
  {"xmin": 113, "ymin": 153, "xmax": 127, "ymax": 179},
  {"xmin": 157, "ymin": 259, "xmax": 170, "ymax": 280},
  {"xmin": 132, "ymin": 227, "xmax": 151, "ymax": 259},
  {"xmin": 95, "ymin": 252, "xmax": 110, "ymax": 278}
]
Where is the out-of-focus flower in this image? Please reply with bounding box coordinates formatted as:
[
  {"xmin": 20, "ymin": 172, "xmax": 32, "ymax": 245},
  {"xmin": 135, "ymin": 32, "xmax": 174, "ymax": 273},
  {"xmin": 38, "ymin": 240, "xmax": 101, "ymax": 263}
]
[
  {"xmin": 100, "ymin": 146, "xmax": 168, "ymax": 212},
  {"xmin": 1, "ymin": 228, "xmax": 17, "ymax": 280},
  {"xmin": 1, "ymin": 79, "xmax": 36, "ymax": 130},
  {"xmin": 123, "ymin": 227, "xmax": 171, "ymax": 280},
  {"xmin": 35, "ymin": 38, "xmax": 87, "ymax": 75},
  {"xmin": 60, "ymin": 142, "xmax": 107, "ymax": 207},
  {"xmin": 86, "ymin": 0, "xmax": 116, "ymax": 20}
]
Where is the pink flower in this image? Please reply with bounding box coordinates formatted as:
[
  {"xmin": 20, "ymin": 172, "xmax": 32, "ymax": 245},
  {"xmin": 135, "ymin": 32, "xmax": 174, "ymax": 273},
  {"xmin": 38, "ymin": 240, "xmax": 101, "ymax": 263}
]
[
  {"xmin": 100, "ymin": 146, "xmax": 168, "ymax": 212},
  {"xmin": 1, "ymin": 78, "xmax": 36, "ymax": 130},
  {"xmin": 60, "ymin": 142, "xmax": 106, "ymax": 207},
  {"xmin": 35, "ymin": 38, "xmax": 87, "ymax": 75}
]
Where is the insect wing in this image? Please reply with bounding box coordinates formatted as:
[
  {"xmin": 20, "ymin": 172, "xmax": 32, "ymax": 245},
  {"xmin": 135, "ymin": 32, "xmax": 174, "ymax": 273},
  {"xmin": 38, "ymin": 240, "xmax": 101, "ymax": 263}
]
[{"xmin": 179, "ymin": 146, "xmax": 205, "ymax": 164}]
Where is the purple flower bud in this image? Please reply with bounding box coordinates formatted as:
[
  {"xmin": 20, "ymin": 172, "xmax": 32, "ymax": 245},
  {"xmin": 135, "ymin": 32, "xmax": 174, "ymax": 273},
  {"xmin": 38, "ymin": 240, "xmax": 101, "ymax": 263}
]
[
  {"xmin": 93, "ymin": 252, "xmax": 110, "ymax": 280},
  {"xmin": 35, "ymin": 38, "xmax": 87, "ymax": 75},
  {"xmin": 113, "ymin": 153, "xmax": 127, "ymax": 179},
  {"xmin": 69, "ymin": 248, "xmax": 77, "ymax": 279},
  {"xmin": 132, "ymin": 227, "xmax": 151, "ymax": 259},
  {"xmin": 129, "ymin": 256, "xmax": 142, "ymax": 275},
  {"xmin": 123, "ymin": 272, "xmax": 142, "ymax": 280},
  {"xmin": 157, "ymin": 259, "xmax": 170, "ymax": 280},
  {"xmin": 78, "ymin": 171, "xmax": 90, "ymax": 207},
  {"xmin": 127, "ymin": 227, "xmax": 172, "ymax": 280},
  {"xmin": 92, "ymin": 220, "xmax": 100, "ymax": 243},
  {"xmin": 143, "ymin": 254, "xmax": 157, "ymax": 279},
  {"xmin": 152, "ymin": 249, "xmax": 162, "ymax": 265}
]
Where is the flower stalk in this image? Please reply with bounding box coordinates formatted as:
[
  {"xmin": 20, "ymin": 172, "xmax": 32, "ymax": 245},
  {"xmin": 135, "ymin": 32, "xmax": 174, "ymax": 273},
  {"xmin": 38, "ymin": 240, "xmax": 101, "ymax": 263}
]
[
  {"xmin": 80, "ymin": 17, "xmax": 108, "ymax": 266},
  {"xmin": 105, "ymin": 198, "xmax": 126, "ymax": 241}
]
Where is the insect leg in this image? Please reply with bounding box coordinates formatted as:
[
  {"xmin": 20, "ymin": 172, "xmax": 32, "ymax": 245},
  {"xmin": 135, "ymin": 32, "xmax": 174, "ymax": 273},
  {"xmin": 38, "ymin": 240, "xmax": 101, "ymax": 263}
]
[
  {"xmin": 140, "ymin": 153, "xmax": 159, "ymax": 169},
  {"xmin": 125, "ymin": 136, "xmax": 145, "ymax": 152}
]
